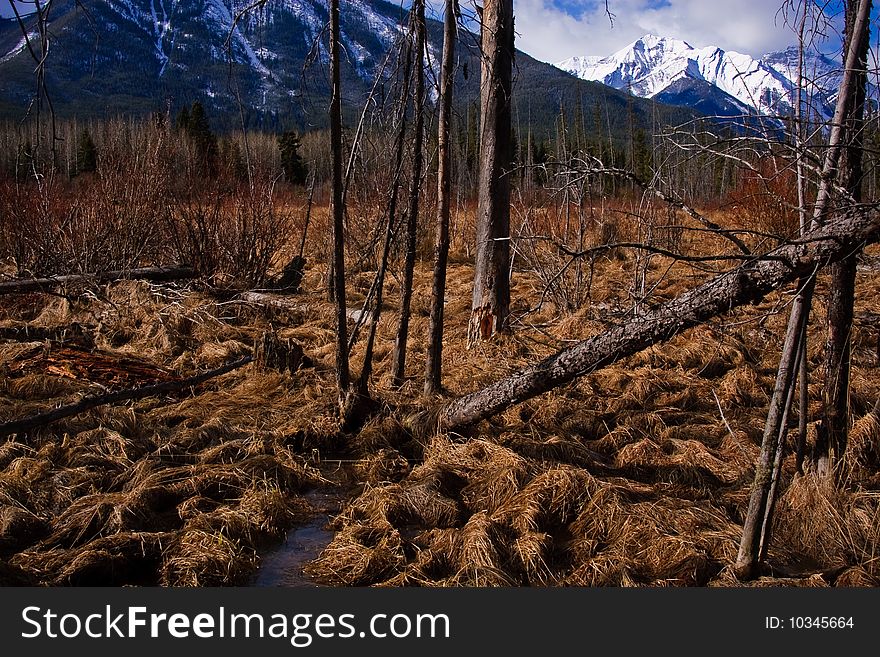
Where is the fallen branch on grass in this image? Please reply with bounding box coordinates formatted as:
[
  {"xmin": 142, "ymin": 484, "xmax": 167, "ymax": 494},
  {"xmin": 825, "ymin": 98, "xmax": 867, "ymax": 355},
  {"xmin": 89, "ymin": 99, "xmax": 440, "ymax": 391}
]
[{"xmin": 0, "ymin": 355, "xmax": 253, "ymax": 439}]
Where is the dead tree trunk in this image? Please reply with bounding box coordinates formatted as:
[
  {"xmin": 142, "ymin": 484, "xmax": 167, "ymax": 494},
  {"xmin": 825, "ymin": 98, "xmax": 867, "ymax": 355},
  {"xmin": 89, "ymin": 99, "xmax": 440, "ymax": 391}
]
[
  {"xmin": 440, "ymin": 206, "xmax": 880, "ymax": 430},
  {"xmin": 356, "ymin": 25, "xmax": 415, "ymax": 397},
  {"xmin": 735, "ymin": 0, "xmax": 872, "ymax": 580},
  {"xmin": 391, "ymin": 0, "xmax": 427, "ymax": 388},
  {"xmin": 424, "ymin": 0, "xmax": 458, "ymax": 395},
  {"xmin": 468, "ymin": 0, "xmax": 513, "ymax": 345},
  {"xmin": 329, "ymin": 0, "xmax": 351, "ymax": 414},
  {"xmin": 817, "ymin": 0, "xmax": 872, "ymax": 478}
]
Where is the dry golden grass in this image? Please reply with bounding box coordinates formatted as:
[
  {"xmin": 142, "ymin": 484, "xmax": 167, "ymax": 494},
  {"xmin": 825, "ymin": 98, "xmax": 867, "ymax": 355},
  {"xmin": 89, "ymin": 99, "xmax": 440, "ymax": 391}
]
[{"xmin": 0, "ymin": 212, "xmax": 879, "ymax": 588}]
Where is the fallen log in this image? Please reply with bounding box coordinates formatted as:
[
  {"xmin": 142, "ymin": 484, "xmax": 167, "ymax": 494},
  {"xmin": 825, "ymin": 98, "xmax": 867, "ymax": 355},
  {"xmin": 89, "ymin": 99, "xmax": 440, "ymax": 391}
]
[
  {"xmin": 440, "ymin": 208, "xmax": 880, "ymax": 431},
  {"xmin": 0, "ymin": 355, "xmax": 253, "ymax": 439},
  {"xmin": 0, "ymin": 265, "xmax": 197, "ymax": 295}
]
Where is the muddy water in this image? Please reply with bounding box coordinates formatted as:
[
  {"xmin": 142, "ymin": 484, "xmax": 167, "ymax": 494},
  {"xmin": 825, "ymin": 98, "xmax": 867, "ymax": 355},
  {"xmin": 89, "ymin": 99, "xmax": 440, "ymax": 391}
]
[{"xmin": 252, "ymin": 486, "xmax": 349, "ymax": 587}]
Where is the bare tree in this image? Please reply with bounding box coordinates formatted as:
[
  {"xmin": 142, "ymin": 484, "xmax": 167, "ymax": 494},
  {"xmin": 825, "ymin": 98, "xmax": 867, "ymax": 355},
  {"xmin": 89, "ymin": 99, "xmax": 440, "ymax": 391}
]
[
  {"xmin": 734, "ymin": 0, "xmax": 872, "ymax": 580},
  {"xmin": 468, "ymin": 0, "xmax": 514, "ymax": 345},
  {"xmin": 391, "ymin": 0, "xmax": 427, "ymax": 388},
  {"xmin": 328, "ymin": 0, "xmax": 351, "ymax": 415},
  {"xmin": 424, "ymin": 0, "xmax": 459, "ymax": 395},
  {"xmin": 817, "ymin": 0, "xmax": 872, "ymax": 479}
]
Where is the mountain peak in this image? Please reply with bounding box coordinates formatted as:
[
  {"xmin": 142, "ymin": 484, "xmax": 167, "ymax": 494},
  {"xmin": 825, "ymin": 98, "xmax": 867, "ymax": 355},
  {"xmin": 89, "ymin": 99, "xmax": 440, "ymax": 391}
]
[{"xmin": 633, "ymin": 33, "xmax": 693, "ymax": 52}]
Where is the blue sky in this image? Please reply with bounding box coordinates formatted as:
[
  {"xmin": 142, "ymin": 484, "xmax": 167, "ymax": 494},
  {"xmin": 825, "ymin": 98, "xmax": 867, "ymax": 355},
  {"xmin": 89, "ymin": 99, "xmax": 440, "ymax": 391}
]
[{"xmin": 2, "ymin": 0, "xmax": 854, "ymax": 62}]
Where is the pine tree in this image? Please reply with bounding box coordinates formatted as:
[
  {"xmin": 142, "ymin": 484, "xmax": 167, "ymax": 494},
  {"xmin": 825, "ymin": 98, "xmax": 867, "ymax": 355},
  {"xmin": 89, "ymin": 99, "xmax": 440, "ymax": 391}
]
[
  {"xmin": 75, "ymin": 129, "xmax": 97, "ymax": 174},
  {"xmin": 278, "ymin": 131, "xmax": 308, "ymax": 185}
]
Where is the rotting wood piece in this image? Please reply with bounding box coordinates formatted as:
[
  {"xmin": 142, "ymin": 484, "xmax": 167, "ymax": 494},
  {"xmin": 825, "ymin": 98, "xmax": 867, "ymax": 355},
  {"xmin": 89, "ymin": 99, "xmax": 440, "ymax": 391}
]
[
  {"xmin": 0, "ymin": 265, "xmax": 196, "ymax": 296},
  {"xmin": 9, "ymin": 345, "xmax": 178, "ymax": 387},
  {"xmin": 0, "ymin": 355, "xmax": 254, "ymax": 439}
]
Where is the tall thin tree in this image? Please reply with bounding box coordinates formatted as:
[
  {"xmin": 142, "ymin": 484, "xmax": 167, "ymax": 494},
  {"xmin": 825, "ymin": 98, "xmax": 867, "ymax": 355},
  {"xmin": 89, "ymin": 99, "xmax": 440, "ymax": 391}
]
[
  {"xmin": 468, "ymin": 0, "xmax": 514, "ymax": 346},
  {"xmin": 425, "ymin": 0, "xmax": 459, "ymax": 395},
  {"xmin": 391, "ymin": 0, "xmax": 427, "ymax": 388},
  {"xmin": 329, "ymin": 0, "xmax": 351, "ymax": 415},
  {"xmin": 817, "ymin": 0, "xmax": 872, "ymax": 479},
  {"xmin": 734, "ymin": 0, "xmax": 872, "ymax": 580}
]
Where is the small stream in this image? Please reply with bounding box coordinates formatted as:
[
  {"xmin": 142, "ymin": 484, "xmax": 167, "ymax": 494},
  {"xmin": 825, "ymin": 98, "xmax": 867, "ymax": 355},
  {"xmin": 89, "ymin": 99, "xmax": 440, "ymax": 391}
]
[{"xmin": 251, "ymin": 481, "xmax": 351, "ymax": 587}]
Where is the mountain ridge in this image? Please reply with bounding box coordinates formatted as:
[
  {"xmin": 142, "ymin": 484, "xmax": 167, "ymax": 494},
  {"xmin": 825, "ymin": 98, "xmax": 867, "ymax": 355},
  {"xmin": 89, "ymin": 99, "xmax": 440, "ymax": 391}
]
[
  {"xmin": 0, "ymin": 1, "xmax": 698, "ymax": 143},
  {"xmin": 557, "ymin": 34, "xmax": 841, "ymax": 121}
]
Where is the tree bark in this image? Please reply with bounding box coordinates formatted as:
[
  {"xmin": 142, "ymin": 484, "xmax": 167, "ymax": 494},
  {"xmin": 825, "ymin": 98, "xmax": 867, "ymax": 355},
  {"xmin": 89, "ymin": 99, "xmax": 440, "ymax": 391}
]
[
  {"xmin": 440, "ymin": 207, "xmax": 880, "ymax": 430},
  {"xmin": 329, "ymin": 0, "xmax": 351, "ymax": 412},
  {"xmin": 424, "ymin": 0, "xmax": 458, "ymax": 395},
  {"xmin": 817, "ymin": 0, "xmax": 872, "ymax": 478},
  {"xmin": 391, "ymin": 0, "xmax": 427, "ymax": 388},
  {"xmin": 468, "ymin": 0, "xmax": 513, "ymax": 345}
]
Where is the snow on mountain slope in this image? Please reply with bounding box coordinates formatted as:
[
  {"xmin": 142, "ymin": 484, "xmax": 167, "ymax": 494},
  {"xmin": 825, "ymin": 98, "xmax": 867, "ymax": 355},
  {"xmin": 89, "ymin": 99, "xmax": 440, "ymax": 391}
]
[{"xmin": 557, "ymin": 34, "xmax": 840, "ymax": 120}]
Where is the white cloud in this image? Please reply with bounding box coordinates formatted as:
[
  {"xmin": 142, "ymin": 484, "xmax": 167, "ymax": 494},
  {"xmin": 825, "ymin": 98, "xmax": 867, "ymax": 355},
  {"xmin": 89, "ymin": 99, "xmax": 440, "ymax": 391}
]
[{"xmin": 510, "ymin": 0, "xmax": 842, "ymax": 63}]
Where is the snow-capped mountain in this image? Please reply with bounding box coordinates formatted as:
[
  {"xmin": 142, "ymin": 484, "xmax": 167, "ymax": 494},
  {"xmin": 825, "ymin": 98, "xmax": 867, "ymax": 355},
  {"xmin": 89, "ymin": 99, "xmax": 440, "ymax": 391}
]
[
  {"xmin": 557, "ymin": 34, "xmax": 840, "ymax": 120},
  {"xmin": 0, "ymin": 0, "xmax": 423, "ymax": 126}
]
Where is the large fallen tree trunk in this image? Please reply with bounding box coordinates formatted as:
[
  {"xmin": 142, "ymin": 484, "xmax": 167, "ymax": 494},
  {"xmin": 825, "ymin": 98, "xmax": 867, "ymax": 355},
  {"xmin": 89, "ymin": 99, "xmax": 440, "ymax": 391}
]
[
  {"xmin": 0, "ymin": 355, "xmax": 253, "ymax": 439},
  {"xmin": 440, "ymin": 209, "xmax": 880, "ymax": 431},
  {"xmin": 0, "ymin": 265, "xmax": 197, "ymax": 295}
]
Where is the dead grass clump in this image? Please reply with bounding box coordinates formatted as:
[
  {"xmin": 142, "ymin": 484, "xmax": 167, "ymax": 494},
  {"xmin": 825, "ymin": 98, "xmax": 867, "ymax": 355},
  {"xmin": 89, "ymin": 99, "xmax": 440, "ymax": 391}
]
[
  {"xmin": 0, "ymin": 457, "xmax": 52, "ymax": 506},
  {"xmin": 45, "ymin": 492, "xmax": 157, "ymax": 548},
  {"xmin": 494, "ymin": 466, "xmax": 603, "ymax": 534},
  {"xmin": 512, "ymin": 530, "xmax": 554, "ymax": 584},
  {"xmin": 176, "ymin": 495, "xmax": 220, "ymax": 521},
  {"xmin": 848, "ymin": 411, "xmax": 880, "ymax": 476},
  {"xmin": 160, "ymin": 529, "xmax": 259, "ymax": 586},
  {"xmin": 238, "ymin": 485, "xmax": 312, "ymax": 541},
  {"xmin": 450, "ymin": 511, "xmax": 510, "ymax": 579},
  {"xmin": 0, "ymin": 505, "xmax": 49, "ymax": 551},
  {"xmin": 717, "ymin": 366, "xmax": 766, "ymax": 408},
  {"xmin": 0, "ymin": 440, "xmax": 31, "ymax": 470},
  {"xmin": 172, "ymin": 455, "xmax": 317, "ymax": 503},
  {"xmin": 305, "ymin": 522, "xmax": 406, "ymax": 586},
  {"xmin": 343, "ymin": 480, "xmax": 462, "ymax": 530},
  {"xmin": 648, "ymin": 328, "xmax": 747, "ymax": 377},
  {"xmin": 352, "ymin": 448, "xmax": 411, "ymax": 484},
  {"xmin": 771, "ymin": 474, "xmax": 880, "ymax": 576},
  {"xmin": 499, "ymin": 432, "xmax": 597, "ymax": 469},
  {"xmin": 60, "ymin": 427, "xmax": 154, "ymax": 467},
  {"xmin": 833, "ymin": 566, "xmax": 879, "ymax": 586},
  {"xmin": 350, "ymin": 415, "xmax": 411, "ymax": 454},
  {"xmin": 666, "ymin": 439, "xmax": 741, "ymax": 485},
  {"xmin": 167, "ymin": 418, "xmax": 249, "ymax": 453},
  {"xmin": 3, "ymin": 373, "xmax": 85, "ymax": 401},
  {"xmin": 562, "ymin": 555, "xmax": 637, "ymax": 586}
]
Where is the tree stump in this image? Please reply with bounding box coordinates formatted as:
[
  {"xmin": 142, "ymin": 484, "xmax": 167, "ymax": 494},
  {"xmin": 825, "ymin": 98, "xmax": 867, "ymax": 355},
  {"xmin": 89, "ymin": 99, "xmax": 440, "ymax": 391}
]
[{"xmin": 254, "ymin": 331, "xmax": 311, "ymax": 374}]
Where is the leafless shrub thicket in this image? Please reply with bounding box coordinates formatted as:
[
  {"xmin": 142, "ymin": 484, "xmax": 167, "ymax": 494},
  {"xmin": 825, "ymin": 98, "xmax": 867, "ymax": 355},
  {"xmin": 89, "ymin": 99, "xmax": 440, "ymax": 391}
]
[{"xmin": 0, "ymin": 118, "xmax": 298, "ymax": 288}]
